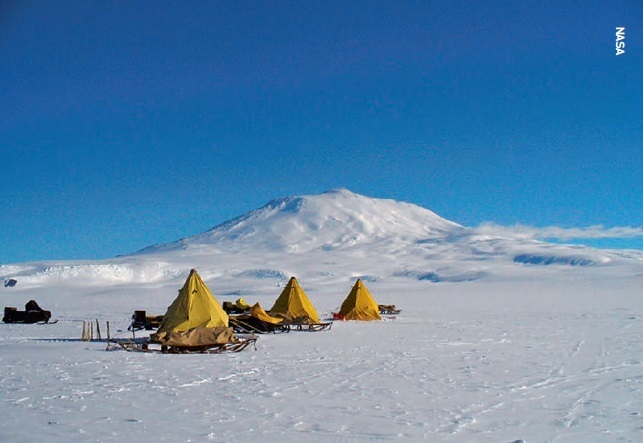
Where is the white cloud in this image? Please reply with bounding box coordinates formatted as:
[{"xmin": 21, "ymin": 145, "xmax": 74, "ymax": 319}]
[{"xmin": 474, "ymin": 223, "xmax": 643, "ymax": 240}]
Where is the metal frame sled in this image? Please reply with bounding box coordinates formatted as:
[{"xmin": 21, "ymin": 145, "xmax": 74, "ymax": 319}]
[{"xmin": 378, "ymin": 304, "xmax": 401, "ymax": 315}]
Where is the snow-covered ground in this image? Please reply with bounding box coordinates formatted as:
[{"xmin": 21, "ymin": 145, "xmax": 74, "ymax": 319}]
[{"xmin": 2, "ymin": 190, "xmax": 643, "ymax": 442}]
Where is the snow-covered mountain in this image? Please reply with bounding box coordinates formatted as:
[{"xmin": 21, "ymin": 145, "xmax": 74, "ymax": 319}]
[
  {"xmin": 2, "ymin": 189, "xmax": 642, "ymax": 288},
  {"xmin": 129, "ymin": 188, "xmax": 643, "ymax": 283},
  {"xmin": 136, "ymin": 188, "xmax": 462, "ymax": 254}
]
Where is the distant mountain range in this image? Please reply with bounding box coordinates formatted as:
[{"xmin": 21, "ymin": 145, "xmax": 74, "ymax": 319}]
[{"xmin": 2, "ymin": 189, "xmax": 642, "ymax": 287}]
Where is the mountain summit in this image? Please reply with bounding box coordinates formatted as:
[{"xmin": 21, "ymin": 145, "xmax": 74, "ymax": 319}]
[{"xmin": 139, "ymin": 189, "xmax": 462, "ymax": 254}]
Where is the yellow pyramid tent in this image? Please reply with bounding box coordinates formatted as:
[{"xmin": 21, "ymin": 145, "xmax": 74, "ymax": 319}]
[
  {"xmin": 337, "ymin": 279, "xmax": 382, "ymax": 321},
  {"xmin": 156, "ymin": 269, "xmax": 229, "ymax": 334},
  {"xmin": 269, "ymin": 277, "xmax": 320, "ymax": 323}
]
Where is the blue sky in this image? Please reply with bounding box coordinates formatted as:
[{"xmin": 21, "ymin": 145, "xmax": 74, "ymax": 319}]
[{"xmin": 1, "ymin": 0, "xmax": 641, "ymax": 263}]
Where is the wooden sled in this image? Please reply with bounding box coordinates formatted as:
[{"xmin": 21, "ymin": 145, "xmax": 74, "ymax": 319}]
[
  {"xmin": 265, "ymin": 312, "xmax": 333, "ymax": 332},
  {"xmin": 107, "ymin": 334, "xmax": 257, "ymax": 354},
  {"xmin": 235, "ymin": 318, "xmax": 331, "ymax": 332},
  {"xmin": 378, "ymin": 304, "xmax": 401, "ymax": 315},
  {"xmin": 229, "ymin": 316, "xmax": 291, "ymax": 334},
  {"xmin": 290, "ymin": 322, "xmax": 332, "ymax": 332}
]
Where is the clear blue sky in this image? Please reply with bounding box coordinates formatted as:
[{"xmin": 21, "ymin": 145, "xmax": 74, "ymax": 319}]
[{"xmin": 1, "ymin": 0, "xmax": 641, "ymax": 263}]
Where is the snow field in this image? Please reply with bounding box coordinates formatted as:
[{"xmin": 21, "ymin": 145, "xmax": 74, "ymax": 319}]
[{"xmin": 2, "ymin": 277, "xmax": 643, "ymax": 442}]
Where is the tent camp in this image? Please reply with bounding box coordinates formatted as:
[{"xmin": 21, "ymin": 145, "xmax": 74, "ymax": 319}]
[
  {"xmin": 336, "ymin": 278, "xmax": 382, "ymax": 321},
  {"xmin": 156, "ymin": 269, "xmax": 229, "ymax": 334},
  {"xmin": 269, "ymin": 276, "xmax": 320, "ymax": 323}
]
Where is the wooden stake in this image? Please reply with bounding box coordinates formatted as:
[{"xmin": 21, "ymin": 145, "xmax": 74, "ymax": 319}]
[{"xmin": 96, "ymin": 319, "xmax": 102, "ymax": 340}]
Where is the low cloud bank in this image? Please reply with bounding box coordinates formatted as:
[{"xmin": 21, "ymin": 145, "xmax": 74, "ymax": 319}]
[{"xmin": 474, "ymin": 223, "xmax": 643, "ymax": 240}]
